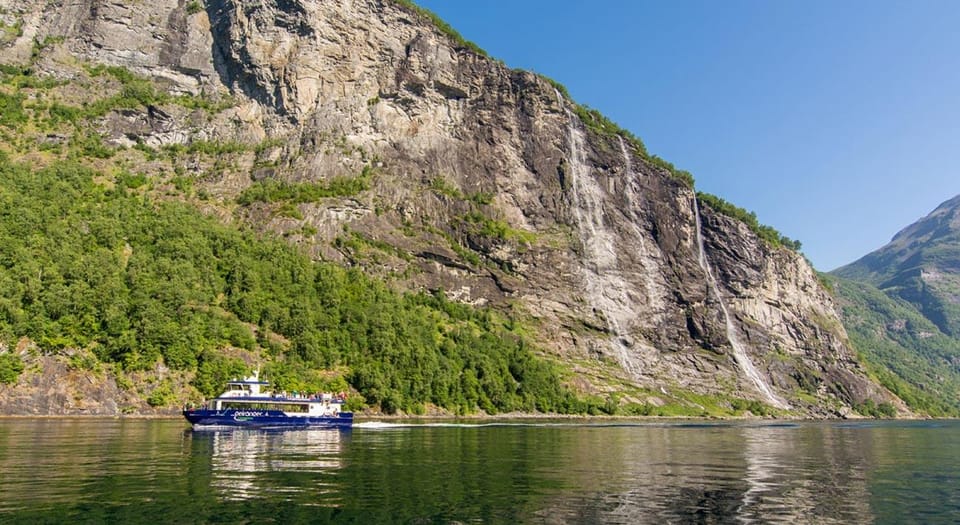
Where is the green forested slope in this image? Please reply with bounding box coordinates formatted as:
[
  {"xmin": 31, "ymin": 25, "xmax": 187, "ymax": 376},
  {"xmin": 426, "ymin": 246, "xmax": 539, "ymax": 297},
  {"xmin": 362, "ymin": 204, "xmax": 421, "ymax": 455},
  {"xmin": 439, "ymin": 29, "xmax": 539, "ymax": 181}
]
[
  {"xmin": 0, "ymin": 154, "xmax": 582, "ymax": 414},
  {"xmin": 0, "ymin": 60, "xmax": 585, "ymax": 414},
  {"xmin": 830, "ymin": 276, "xmax": 960, "ymax": 416}
]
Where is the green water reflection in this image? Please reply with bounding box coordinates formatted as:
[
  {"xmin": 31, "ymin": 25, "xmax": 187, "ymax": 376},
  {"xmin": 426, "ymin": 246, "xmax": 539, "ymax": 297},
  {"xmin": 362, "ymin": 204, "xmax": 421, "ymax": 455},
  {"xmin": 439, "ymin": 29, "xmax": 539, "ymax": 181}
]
[{"xmin": 0, "ymin": 419, "xmax": 957, "ymax": 523}]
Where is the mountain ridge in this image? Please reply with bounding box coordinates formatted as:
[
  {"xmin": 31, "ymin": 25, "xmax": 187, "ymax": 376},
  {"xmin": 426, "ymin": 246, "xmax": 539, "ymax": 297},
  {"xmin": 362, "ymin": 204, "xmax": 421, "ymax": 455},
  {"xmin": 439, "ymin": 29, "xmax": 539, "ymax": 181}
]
[{"xmin": 834, "ymin": 193, "xmax": 960, "ymax": 337}]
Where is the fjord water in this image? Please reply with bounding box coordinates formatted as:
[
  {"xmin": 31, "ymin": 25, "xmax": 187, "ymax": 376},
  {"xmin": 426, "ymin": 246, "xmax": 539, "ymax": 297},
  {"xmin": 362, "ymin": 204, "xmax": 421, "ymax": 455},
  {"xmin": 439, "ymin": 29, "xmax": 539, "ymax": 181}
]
[{"xmin": 1, "ymin": 419, "xmax": 958, "ymax": 524}]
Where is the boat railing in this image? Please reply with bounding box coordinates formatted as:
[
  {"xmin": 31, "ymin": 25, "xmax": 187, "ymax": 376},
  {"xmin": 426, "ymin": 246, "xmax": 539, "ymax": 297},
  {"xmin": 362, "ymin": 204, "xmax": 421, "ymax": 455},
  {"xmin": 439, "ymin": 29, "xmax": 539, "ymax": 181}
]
[{"xmin": 268, "ymin": 391, "xmax": 348, "ymax": 403}]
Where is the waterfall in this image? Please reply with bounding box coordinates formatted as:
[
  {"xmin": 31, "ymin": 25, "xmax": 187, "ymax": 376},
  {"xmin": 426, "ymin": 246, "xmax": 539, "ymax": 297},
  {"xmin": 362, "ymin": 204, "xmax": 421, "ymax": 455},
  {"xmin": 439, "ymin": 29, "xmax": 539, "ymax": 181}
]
[
  {"xmin": 693, "ymin": 198, "xmax": 788, "ymax": 410},
  {"xmin": 564, "ymin": 113, "xmax": 638, "ymax": 375}
]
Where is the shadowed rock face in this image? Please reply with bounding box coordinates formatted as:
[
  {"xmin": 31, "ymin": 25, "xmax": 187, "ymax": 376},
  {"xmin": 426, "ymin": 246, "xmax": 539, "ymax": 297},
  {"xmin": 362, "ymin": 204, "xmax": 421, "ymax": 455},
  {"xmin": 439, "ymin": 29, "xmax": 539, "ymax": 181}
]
[{"xmin": 0, "ymin": 0, "xmax": 902, "ymax": 416}]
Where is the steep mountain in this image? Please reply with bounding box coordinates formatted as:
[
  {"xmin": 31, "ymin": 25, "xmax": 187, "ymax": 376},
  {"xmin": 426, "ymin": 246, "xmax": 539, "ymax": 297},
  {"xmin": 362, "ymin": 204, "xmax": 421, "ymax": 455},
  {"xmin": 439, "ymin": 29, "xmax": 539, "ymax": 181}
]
[
  {"xmin": 832, "ymin": 195, "xmax": 960, "ymax": 415},
  {"xmin": 834, "ymin": 195, "xmax": 960, "ymax": 336},
  {"xmin": 0, "ymin": 0, "xmax": 901, "ymax": 417}
]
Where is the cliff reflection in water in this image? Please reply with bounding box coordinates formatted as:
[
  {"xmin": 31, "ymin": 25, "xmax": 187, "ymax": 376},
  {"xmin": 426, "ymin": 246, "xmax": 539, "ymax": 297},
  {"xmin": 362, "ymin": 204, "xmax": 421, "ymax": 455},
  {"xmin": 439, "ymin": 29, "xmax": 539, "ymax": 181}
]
[
  {"xmin": 193, "ymin": 428, "xmax": 347, "ymax": 502},
  {"xmin": 535, "ymin": 423, "xmax": 874, "ymax": 524},
  {"xmin": 739, "ymin": 424, "xmax": 871, "ymax": 522}
]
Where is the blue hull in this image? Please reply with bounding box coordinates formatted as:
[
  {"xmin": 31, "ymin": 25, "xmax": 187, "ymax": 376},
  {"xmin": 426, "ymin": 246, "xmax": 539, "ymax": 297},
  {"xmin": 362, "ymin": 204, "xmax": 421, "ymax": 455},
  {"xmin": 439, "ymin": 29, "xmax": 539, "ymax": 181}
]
[{"xmin": 183, "ymin": 408, "xmax": 353, "ymax": 429}]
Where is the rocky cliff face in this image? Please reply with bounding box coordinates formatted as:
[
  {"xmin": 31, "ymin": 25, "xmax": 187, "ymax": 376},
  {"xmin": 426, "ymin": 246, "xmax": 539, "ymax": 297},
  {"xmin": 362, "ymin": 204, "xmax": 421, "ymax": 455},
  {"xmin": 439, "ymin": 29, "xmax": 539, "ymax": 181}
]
[{"xmin": 0, "ymin": 0, "xmax": 902, "ymax": 416}]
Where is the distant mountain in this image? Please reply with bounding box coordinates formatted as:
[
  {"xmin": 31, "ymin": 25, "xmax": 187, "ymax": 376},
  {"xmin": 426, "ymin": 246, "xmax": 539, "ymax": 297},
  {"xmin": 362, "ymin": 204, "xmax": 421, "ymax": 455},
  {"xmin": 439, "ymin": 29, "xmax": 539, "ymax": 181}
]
[
  {"xmin": 831, "ymin": 195, "xmax": 960, "ymax": 415},
  {"xmin": 835, "ymin": 195, "xmax": 960, "ymax": 336}
]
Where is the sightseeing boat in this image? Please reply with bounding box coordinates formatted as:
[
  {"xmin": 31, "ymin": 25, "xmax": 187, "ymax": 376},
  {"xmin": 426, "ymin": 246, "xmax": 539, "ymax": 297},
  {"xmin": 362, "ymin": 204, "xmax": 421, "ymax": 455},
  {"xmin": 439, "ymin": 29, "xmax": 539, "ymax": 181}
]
[{"xmin": 182, "ymin": 373, "xmax": 353, "ymax": 429}]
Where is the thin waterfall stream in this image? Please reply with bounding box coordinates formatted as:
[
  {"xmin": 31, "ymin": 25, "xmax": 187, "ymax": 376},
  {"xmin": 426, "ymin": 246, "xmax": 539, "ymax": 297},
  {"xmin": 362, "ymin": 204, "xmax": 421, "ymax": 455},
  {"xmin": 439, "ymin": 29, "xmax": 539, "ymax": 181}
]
[
  {"xmin": 693, "ymin": 198, "xmax": 788, "ymax": 409},
  {"xmin": 562, "ymin": 102, "xmax": 638, "ymax": 375}
]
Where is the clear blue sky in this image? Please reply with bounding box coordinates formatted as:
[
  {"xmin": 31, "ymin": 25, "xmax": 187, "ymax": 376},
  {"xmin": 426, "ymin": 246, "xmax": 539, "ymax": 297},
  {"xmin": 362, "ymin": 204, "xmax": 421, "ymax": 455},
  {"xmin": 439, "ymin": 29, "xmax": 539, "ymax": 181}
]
[{"xmin": 414, "ymin": 0, "xmax": 960, "ymax": 271}]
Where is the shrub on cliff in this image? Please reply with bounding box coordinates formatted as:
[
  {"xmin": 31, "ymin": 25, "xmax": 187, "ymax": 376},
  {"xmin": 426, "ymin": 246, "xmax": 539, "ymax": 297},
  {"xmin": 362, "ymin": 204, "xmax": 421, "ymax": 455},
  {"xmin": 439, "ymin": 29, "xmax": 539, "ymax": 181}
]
[
  {"xmin": 0, "ymin": 353, "xmax": 24, "ymax": 384},
  {"xmin": 697, "ymin": 192, "xmax": 802, "ymax": 251}
]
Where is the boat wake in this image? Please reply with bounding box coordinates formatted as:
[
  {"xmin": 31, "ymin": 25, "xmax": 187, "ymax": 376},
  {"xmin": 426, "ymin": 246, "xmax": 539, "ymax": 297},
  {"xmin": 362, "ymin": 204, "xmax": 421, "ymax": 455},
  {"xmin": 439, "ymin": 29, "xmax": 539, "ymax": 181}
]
[
  {"xmin": 354, "ymin": 421, "xmax": 575, "ymax": 430},
  {"xmin": 353, "ymin": 421, "xmax": 414, "ymax": 430},
  {"xmin": 353, "ymin": 420, "xmax": 799, "ymax": 430}
]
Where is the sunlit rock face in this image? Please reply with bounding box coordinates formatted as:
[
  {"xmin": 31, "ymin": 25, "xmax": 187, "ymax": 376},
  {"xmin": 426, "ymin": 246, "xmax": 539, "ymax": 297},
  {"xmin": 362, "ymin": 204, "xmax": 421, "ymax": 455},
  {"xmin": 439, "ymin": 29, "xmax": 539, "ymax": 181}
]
[{"xmin": 0, "ymin": 0, "xmax": 902, "ymax": 415}]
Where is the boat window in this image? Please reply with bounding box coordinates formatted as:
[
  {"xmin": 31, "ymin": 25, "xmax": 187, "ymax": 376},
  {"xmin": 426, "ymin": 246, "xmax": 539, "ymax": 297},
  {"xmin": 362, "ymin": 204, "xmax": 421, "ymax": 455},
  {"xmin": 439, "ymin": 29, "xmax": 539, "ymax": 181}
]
[
  {"xmin": 223, "ymin": 402, "xmax": 276, "ymax": 410},
  {"xmin": 220, "ymin": 401, "xmax": 314, "ymax": 412}
]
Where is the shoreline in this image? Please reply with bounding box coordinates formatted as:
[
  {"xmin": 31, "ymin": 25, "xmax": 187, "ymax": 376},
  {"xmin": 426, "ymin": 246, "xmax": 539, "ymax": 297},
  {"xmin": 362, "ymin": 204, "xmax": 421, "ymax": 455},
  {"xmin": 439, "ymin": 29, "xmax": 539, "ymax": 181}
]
[{"xmin": 0, "ymin": 412, "xmax": 940, "ymax": 422}]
